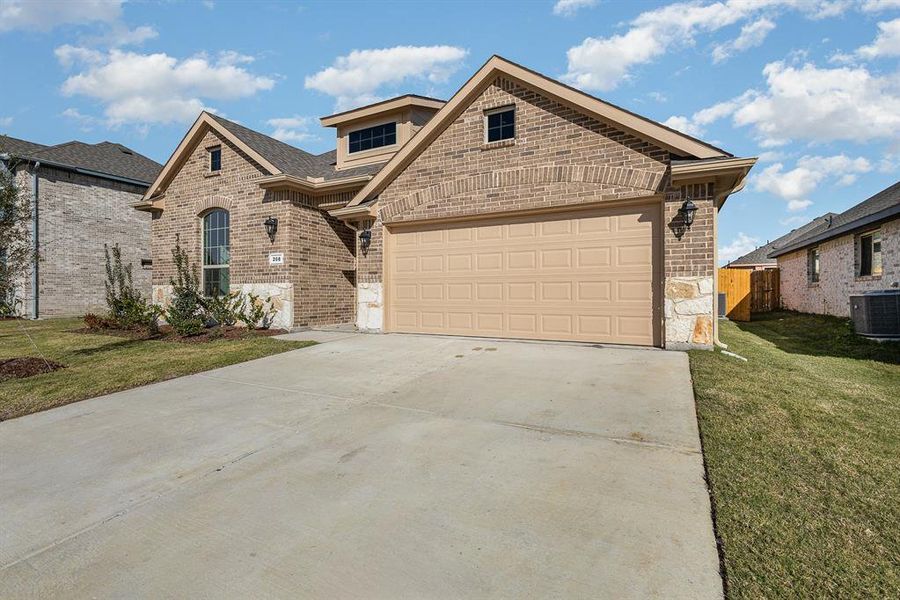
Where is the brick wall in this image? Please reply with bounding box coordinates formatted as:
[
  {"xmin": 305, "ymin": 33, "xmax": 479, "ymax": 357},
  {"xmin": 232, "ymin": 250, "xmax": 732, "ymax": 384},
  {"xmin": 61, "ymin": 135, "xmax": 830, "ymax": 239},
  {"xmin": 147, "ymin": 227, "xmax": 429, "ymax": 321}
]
[
  {"xmin": 778, "ymin": 217, "xmax": 899, "ymax": 317},
  {"xmin": 16, "ymin": 165, "xmax": 151, "ymax": 318},
  {"xmin": 150, "ymin": 129, "xmax": 358, "ymax": 327}
]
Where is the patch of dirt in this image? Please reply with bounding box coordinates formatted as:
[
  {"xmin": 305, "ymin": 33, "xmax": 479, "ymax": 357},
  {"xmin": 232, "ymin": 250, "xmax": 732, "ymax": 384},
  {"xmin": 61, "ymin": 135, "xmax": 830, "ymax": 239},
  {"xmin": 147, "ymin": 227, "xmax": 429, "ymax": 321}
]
[
  {"xmin": 0, "ymin": 357, "xmax": 66, "ymax": 381},
  {"xmin": 71, "ymin": 325, "xmax": 288, "ymax": 343}
]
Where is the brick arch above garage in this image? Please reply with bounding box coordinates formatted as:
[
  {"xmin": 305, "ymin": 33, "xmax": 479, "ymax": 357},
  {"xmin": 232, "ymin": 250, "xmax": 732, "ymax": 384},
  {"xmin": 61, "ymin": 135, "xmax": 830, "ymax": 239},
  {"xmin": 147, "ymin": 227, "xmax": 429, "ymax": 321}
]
[{"xmin": 380, "ymin": 163, "xmax": 667, "ymax": 223}]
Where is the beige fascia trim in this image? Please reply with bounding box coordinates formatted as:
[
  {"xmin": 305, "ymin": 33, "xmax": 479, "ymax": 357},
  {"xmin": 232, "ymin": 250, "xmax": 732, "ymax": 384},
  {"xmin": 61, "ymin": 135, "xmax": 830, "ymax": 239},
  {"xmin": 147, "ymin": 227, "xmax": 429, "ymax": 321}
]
[
  {"xmin": 671, "ymin": 157, "xmax": 757, "ymax": 178},
  {"xmin": 142, "ymin": 112, "xmax": 283, "ymax": 201},
  {"xmin": 134, "ymin": 192, "xmax": 165, "ymax": 212},
  {"xmin": 257, "ymin": 173, "xmax": 372, "ymax": 195},
  {"xmin": 329, "ymin": 203, "xmax": 378, "ymax": 220},
  {"xmin": 320, "ymin": 95, "xmax": 445, "ymax": 127},
  {"xmin": 383, "ymin": 194, "xmax": 665, "ymax": 230},
  {"xmin": 345, "ymin": 56, "xmax": 732, "ymax": 210}
]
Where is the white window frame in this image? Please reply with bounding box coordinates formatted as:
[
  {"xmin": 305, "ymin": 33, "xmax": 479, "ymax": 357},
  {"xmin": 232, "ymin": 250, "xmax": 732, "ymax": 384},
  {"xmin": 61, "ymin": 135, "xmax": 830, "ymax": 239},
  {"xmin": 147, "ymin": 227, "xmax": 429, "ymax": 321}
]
[
  {"xmin": 858, "ymin": 229, "xmax": 883, "ymax": 277},
  {"xmin": 202, "ymin": 209, "xmax": 230, "ymax": 297},
  {"xmin": 808, "ymin": 247, "xmax": 820, "ymax": 284},
  {"xmin": 347, "ymin": 121, "xmax": 398, "ymax": 155}
]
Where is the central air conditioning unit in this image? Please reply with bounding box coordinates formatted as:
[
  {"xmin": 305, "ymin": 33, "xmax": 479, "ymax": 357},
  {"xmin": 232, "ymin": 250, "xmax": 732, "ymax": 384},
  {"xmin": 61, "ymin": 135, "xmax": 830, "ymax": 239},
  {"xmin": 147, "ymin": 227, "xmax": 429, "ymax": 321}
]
[{"xmin": 850, "ymin": 290, "xmax": 900, "ymax": 339}]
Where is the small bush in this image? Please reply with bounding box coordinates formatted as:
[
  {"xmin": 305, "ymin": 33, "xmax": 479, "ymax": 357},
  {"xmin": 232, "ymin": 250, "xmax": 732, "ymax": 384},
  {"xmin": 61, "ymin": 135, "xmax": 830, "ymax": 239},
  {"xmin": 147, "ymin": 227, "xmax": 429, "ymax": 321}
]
[
  {"xmin": 104, "ymin": 244, "xmax": 160, "ymax": 332},
  {"xmin": 239, "ymin": 292, "xmax": 277, "ymax": 330},
  {"xmin": 166, "ymin": 237, "xmax": 205, "ymax": 337},
  {"xmin": 204, "ymin": 291, "xmax": 243, "ymax": 327},
  {"xmin": 83, "ymin": 313, "xmax": 112, "ymax": 330}
]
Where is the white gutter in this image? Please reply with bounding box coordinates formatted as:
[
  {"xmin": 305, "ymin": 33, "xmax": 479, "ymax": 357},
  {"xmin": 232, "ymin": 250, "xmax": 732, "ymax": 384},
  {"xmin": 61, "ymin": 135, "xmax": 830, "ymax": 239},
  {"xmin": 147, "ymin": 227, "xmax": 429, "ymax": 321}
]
[{"xmin": 31, "ymin": 161, "xmax": 40, "ymax": 319}]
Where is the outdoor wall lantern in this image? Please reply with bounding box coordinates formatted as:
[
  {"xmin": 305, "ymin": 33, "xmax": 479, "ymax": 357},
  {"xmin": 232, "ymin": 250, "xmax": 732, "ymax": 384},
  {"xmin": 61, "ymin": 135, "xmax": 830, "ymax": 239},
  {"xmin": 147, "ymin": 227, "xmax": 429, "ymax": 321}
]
[
  {"xmin": 359, "ymin": 228, "xmax": 372, "ymax": 251},
  {"xmin": 679, "ymin": 198, "xmax": 698, "ymax": 228},
  {"xmin": 264, "ymin": 216, "xmax": 278, "ymax": 242}
]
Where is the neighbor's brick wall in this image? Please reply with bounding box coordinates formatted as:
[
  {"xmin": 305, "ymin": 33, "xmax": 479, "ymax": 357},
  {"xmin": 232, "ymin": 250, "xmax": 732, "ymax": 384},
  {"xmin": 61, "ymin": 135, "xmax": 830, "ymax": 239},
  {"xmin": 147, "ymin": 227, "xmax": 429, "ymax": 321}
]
[
  {"xmin": 16, "ymin": 165, "xmax": 151, "ymax": 318},
  {"xmin": 778, "ymin": 217, "xmax": 900, "ymax": 317},
  {"xmin": 150, "ymin": 129, "xmax": 358, "ymax": 327}
]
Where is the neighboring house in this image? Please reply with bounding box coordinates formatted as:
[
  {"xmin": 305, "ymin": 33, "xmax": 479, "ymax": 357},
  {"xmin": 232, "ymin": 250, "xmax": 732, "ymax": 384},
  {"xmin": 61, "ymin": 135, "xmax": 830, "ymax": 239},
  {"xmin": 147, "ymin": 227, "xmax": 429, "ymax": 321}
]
[
  {"xmin": 725, "ymin": 214, "xmax": 836, "ymax": 270},
  {"xmin": 139, "ymin": 56, "xmax": 756, "ymax": 348},
  {"xmin": 0, "ymin": 135, "xmax": 162, "ymax": 318},
  {"xmin": 770, "ymin": 181, "xmax": 900, "ymax": 317}
]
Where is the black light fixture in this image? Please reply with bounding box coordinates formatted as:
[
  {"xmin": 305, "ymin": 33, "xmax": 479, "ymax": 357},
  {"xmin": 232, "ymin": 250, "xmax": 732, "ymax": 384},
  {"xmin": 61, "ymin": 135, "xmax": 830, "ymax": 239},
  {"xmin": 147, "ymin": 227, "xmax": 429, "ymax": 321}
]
[
  {"xmin": 679, "ymin": 198, "xmax": 698, "ymax": 228},
  {"xmin": 359, "ymin": 228, "xmax": 372, "ymax": 250},
  {"xmin": 264, "ymin": 216, "xmax": 278, "ymax": 242}
]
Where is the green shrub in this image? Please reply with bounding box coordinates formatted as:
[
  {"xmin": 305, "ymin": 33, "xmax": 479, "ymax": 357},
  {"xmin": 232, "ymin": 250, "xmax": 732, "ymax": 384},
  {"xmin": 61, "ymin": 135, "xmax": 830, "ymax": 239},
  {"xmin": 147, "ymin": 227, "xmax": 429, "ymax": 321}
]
[
  {"xmin": 204, "ymin": 291, "xmax": 243, "ymax": 327},
  {"xmin": 239, "ymin": 292, "xmax": 277, "ymax": 330},
  {"xmin": 104, "ymin": 244, "xmax": 160, "ymax": 331},
  {"xmin": 166, "ymin": 237, "xmax": 205, "ymax": 337}
]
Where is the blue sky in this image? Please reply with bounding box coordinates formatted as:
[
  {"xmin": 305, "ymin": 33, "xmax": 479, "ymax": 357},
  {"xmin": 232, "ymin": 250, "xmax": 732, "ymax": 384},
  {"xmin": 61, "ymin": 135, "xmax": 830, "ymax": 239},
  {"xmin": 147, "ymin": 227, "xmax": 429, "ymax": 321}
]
[{"xmin": 1, "ymin": 0, "xmax": 898, "ymax": 262}]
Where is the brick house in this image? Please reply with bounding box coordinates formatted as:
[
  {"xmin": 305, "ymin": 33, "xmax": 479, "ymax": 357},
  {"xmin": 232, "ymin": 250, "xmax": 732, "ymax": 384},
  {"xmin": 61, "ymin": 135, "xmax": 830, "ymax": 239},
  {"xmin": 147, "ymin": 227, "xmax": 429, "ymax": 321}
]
[
  {"xmin": 140, "ymin": 56, "xmax": 756, "ymax": 348},
  {"xmin": 0, "ymin": 135, "xmax": 161, "ymax": 318},
  {"xmin": 770, "ymin": 181, "xmax": 900, "ymax": 317},
  {"xmin": 725, "ymin": 214, "xmax": 835, "ymax": 270}
]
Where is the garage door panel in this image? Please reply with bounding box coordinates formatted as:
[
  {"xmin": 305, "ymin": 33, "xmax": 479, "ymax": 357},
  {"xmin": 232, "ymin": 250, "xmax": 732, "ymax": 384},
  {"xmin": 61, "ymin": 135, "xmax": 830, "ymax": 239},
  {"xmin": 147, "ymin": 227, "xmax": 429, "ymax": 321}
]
[{"xmin": 387, "ymin": 204, "xmax": 658, "ymax": 345}]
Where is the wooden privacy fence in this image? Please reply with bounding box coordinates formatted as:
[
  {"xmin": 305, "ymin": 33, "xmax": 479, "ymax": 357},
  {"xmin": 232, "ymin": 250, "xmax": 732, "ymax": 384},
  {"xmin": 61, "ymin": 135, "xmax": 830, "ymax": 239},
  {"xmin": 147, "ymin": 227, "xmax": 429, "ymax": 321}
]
[
  {"xmin": 718, "ymin": 268, "xmax": 781, "ymax": 321},
  {"xmin": 750, "ymin": 269, "xmax": 780, "ymax": 313}
]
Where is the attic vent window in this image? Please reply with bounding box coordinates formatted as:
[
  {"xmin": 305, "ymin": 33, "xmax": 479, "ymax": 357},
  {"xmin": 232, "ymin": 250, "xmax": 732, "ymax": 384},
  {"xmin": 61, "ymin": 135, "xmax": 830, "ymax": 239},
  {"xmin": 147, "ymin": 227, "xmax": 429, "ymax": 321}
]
[
  {"xmin": 209, "ymin": 146, "xmax": 222, "ymax": 172},
  {"xmin": 348, "ymin": 122, "xmax": 396, "ymax": 154},
  {"xmin": 485, "ymin": 106, "xmax": 515, "ymax": 142}
]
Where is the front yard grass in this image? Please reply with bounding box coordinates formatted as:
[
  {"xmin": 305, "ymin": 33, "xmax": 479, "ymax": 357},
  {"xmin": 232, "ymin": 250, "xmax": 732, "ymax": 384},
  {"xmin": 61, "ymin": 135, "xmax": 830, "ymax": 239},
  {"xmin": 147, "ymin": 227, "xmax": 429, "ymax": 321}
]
[
  {"xmin": 690, "ymin": 311, "xmax": 899, "ymax": 599},
  {"xmin": 0, "ymin": 318, "xmax": 313, "ymax": 421}
]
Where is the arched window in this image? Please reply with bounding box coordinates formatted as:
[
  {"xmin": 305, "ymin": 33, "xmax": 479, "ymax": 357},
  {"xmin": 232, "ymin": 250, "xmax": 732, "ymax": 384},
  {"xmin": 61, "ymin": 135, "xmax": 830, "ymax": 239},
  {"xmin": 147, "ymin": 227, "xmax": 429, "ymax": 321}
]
[{"xmin": 202, "ymin": 209, "xmax": 230, "ymax": 297}]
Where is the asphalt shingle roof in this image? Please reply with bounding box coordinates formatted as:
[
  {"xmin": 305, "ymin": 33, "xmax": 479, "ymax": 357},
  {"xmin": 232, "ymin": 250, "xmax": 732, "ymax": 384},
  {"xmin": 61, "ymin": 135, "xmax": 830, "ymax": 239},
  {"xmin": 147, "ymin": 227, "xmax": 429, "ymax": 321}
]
[
  {"xmin": 1, "ymin": 135, "xmax": 161, "ymax": 185},
  {"xmin": 0, "ymin": 135, "xmax": 48, "ymax": 157},
  {"xmin": 728, "ymin": 214, "xmax": 836, "ymax": 267},
  {"xmin": 768, "ymin": 180, "xmax": 900, "ymax": 257},
  {"xmin": 208, "ymin": 113, "xmax": 385, "ymax": 182}
]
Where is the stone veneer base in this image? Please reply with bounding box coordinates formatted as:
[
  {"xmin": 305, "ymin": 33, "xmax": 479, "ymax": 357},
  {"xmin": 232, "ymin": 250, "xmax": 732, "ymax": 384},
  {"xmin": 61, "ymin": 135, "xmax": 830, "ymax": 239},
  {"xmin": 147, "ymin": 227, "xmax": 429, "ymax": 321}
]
[{"xmin": 152, "ymin": 282, "xmax": 294, "ymax": 330}]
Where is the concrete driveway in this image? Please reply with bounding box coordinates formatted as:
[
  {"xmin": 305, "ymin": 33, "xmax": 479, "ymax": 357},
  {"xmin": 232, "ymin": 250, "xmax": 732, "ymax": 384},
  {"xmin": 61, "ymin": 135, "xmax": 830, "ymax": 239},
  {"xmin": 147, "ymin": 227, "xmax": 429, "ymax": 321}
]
[{"xmin": 0, "ymin": 333, "xmax": 721, "ymax": 599}]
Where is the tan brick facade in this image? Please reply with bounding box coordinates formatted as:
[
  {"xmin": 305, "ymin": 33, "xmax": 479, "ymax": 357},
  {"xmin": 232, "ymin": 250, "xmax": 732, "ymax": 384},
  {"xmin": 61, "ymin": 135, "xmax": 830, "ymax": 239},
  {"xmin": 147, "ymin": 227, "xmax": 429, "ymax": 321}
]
[
  {"xmin": 778, "ymin": 217, "xmax": 900, "ymax": 317},
  {"xmin": 150, "ymin": 130, "xmax": 358, "ymax": 328},
  {"xmin": 16, "ymin": 165, "xmax": 151, "ymax": 318},
  {"xmin": 359, "ymin": 76, "xmax": 718, "ymax": 347}
]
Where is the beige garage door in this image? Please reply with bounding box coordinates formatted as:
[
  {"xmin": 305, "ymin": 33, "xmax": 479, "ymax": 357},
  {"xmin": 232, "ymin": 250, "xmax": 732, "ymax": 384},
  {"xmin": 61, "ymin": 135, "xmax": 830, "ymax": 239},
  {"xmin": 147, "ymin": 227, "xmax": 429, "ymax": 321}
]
[{"xmin": 385, "ymin": 203, "xmax": 660, "ymax": 345}]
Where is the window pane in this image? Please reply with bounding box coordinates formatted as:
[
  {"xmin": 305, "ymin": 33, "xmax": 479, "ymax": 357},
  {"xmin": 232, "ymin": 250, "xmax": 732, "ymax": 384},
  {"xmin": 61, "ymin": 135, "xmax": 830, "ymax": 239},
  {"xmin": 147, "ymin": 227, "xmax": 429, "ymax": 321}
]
[
  {"xmin": 210, "ymin": 148, "xmax": 221, "ymax": 171},
  {"xmin": 204, "ymin": 267, "xmax": 229, "ymax": 297},
  {"xmin": 861, "ymin": 236, "xmax": 872, "ymax": 276},
  {"xmin": 348, "ymin": 122, "xmax": 398, "ymax": 153},
  {"xmin": 486, "ymin": 109, "xmax": 514, "ymax": 142}
]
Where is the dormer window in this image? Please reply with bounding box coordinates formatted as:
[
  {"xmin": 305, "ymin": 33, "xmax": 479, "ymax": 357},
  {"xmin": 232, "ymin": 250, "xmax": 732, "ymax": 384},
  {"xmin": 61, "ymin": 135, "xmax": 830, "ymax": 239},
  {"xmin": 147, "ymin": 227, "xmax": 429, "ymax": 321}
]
[
  {"xmin": 209, "ymin": 146, "xmax": 222, "ymax": 172},
  {"xmin": 348, "ymin": 122, "xmax": 396, "ymax": 154},
  {"xmin": 485, "ymin": 106, "xmax": 515, "ymax": 142}
]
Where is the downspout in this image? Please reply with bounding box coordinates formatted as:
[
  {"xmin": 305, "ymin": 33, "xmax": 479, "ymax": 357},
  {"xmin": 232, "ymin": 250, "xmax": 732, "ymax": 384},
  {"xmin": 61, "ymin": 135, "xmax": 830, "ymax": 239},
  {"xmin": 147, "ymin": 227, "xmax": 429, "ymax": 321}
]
[
  {"xmin": 713, "ymin": 196, "xmax": 727, "ymax": 350},
  {"xmin": 31, "ymin": 161, "xmax": 40, "ymax": 319}
]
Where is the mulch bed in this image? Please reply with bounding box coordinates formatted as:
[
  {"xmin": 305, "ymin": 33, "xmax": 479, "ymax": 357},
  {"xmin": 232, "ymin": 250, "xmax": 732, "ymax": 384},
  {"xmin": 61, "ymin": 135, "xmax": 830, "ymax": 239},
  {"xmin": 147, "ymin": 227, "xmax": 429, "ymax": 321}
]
[
  {"xmin": 0, "ymin": 357, "xmax": 66, "ymax": 381},
  {"xmin": 71, "ymin": 325, "xmax": 287, "ymax": 343}
]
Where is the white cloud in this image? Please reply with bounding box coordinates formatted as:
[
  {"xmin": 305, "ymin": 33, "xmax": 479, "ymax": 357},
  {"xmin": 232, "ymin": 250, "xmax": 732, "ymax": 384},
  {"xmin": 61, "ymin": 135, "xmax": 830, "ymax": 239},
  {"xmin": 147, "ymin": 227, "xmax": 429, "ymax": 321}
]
[
  {"xmin": 758, "ymin": 150, "xmax": 787, "ymax": 162},
  {"xmin": 754, "ymin": 154, "xmax": 872, "ymax": 211},
  {"xmin": 0, "ymin": 0, "xmax": 121, "ymax": 32},
  {"xmin": 734, "ymin": 61, "xmax": 900, "ymax": 144},
  {"xmin": 57, "ymin": 48, "xmax": 275, "ymax": 126},
  {"xmin": 671, "ymin": 60, "xmax": 900, "ymax": 146},
  {"xmin": 857, "ymin": 18, "xmax": 900, "ymax": 59},
  {"xmin": 720, "ymin": 233, "xmax": 761, "ymax": 263},
  {"xmin": 0, "ymin": 116, "xmax": 12, "ymax": 127},
  {"xmin": 663, "ymin": 91, "xmax": 754, "ymax": 137},
  {"xmin": 561, "ymin": 1, "xmax": 852, "ymax": 91},
  {"xmin": 712, "ymin": 18, "xmax": 776, "ymax": 63},
  {"xmin": 305, "ymin": 45, "xmax": 467, "ymax": 110},
  {"xmin": 648, "ymin": 91, "xmax": 668, "ymax": 102},
  {"xmin": 266, "ymin": 116, "xmax": 317, "ymax": 144},
  {"xmin": 861, "ymin": 0, "xmax": 900, "ymax": 12},
  {"xmin": 787, "ymin": 199, "xmax": 814, "ymax": 211},
  {"xmin": 55, "ymin": 44, "xmax": 105, "ymax": 68},
  {"xmin": 553, "ymin": 0, "xmax": 598, "ymax": 17}
]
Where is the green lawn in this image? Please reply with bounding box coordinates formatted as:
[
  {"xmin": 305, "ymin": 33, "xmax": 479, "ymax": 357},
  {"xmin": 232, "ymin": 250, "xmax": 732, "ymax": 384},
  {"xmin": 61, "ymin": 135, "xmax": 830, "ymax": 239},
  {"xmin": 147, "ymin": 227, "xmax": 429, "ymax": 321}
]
[
  {"xmin": 0, "ymin": 318, "xmax": 313, "ymax": 421},
  {"xmin": 690, "ymin": 312, "xmax": 900, "ymax": 599}
]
